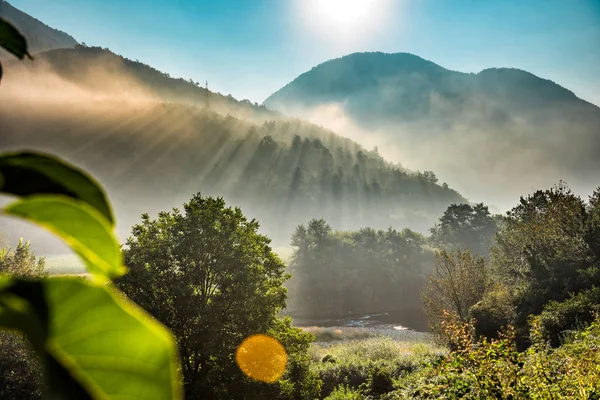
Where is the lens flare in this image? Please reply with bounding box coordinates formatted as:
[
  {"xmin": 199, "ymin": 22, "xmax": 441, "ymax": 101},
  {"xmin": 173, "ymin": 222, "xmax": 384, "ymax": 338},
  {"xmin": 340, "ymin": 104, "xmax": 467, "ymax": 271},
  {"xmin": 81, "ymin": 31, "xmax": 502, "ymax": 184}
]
[{"xmin": 235, "ymin": 334, "xmax": 287, "ymax": 383}]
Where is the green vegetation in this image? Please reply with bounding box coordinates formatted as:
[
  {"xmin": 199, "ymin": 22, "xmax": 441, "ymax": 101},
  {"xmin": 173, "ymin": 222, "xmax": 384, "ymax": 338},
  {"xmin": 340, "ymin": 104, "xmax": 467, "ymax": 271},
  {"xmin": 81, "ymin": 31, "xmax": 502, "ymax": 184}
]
[
  {"xmin": 115, "ymin": 193, "xmax": 315, "ymax": 399},
  {"xmin": 395, "ymin": 312, "xmax": 600, "ymax": 398},
  {"xmin": 301, "ymin": 326, "xmax": 375, "ymax": 342},
  {"xmin": 422, "ymin": 250, "xmax": 490, "ymax": 336},
  {"xmin": 309, "ymin": 336, "xmax": 443, "ymax": 399},
  {"xmin": 0, "ymin": 151, "xmax": 182, "ymax": 399},
  {"xmin": 288, "ymin": 220, "xmax": 433, "ymax": 326},
  {"xmin": 0, "ymin": 238, "xmax": 45, "ymax": 277},
  {"xmin": 283, "ymin": 182, "xmax": 600, "ymax": 399},
  {"xmin": 429, "ymin": 203, "xmax": 500, "ymax": 258},
  {"xmin": 3, "ymin": 9, "xmax": 600, "ymax": 400},
  {"xmin": 0, "ymin": 29, "xmax": 181, "ymax": 395},
  {"xmin": 0, "ymin": 238, "xmax": 46, "ymax": 399}
]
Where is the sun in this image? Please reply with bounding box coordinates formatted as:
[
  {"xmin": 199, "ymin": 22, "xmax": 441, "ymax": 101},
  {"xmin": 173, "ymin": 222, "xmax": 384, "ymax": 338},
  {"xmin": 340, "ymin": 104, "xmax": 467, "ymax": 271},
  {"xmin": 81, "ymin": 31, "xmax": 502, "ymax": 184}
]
[
  {"xmin": 299, "ymin": 0, "xmax": 392, "ymax": 46},
  {"xmin": 313, "ymin": 0, "xmax": 377, "ymax": 24}
]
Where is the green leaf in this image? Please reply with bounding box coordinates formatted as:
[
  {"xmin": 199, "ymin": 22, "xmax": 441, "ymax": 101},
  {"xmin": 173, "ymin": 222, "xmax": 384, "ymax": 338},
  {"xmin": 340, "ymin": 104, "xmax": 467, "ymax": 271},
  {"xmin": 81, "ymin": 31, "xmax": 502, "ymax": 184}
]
[
  {"xmin": 0, "ymin": 17, "xmax": 32, "ymax": 60},
  {"xmin": 3, "ymin": 195, "xmax": 125, "ymax": 280},
  {"xmin": 0, "ymin": 152, "xmax": 114, "ymax": 225},
  {"xmin": 0, "ymin": 276, "xmax": 183, "ymax": 400}
]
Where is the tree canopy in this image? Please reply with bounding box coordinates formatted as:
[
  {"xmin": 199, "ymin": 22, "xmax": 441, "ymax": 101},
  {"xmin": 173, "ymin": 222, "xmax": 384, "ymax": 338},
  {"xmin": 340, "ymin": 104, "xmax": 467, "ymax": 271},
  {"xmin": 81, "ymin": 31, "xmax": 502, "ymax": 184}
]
[
  {"xmin": 288, "ymin": 219, "xmax": 433, "ymax": 328},
  {"xmin": 116, "ymin": 193, "xmax": 315, "ymax": 399}
]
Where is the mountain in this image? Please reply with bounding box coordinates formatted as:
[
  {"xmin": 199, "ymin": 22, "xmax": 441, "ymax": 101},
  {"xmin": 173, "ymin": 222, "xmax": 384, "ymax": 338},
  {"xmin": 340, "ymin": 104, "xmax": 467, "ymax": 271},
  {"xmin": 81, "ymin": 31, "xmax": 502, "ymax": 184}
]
[
  {"xmin": 264, "ymin": 52, "xmax": 600, "ymax": 210},
  {"xmin": 0, "ymin": 1, "xmax": 77, "ymax": 57},
  {"xmin": 0, "ymin": 47, "xmax": 465, "ymax": 254}
]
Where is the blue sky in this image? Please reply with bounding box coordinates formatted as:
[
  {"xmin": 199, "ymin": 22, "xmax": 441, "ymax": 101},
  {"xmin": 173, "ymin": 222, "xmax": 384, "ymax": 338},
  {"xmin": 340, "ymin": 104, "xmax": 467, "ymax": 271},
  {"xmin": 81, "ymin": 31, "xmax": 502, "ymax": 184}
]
[{"xmin": 10, "ymin": 0, "xmax": 600, "ymax": 106}]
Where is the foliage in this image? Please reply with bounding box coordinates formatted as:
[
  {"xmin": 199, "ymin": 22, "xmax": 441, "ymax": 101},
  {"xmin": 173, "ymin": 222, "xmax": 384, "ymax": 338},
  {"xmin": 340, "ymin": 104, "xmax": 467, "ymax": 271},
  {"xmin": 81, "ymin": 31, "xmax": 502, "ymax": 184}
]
[
  {"xmin": 0, "ymin": 151, "xmax": 114, "ymax": 223},
  {"xmin": 1, "ymin": 24, "xmax": 181, "ymax": 399},
  {"xmin": 429, "ymin": 203, "xmax": 500, "ymax": 258},
  {"xmin": 116, "ymin": 193, "xmax": 312, "ymax": 399},
  {"xmin": 469, "ymin": 284, "xmax": 515, "ymax": 340},
  {"xmin": 0, "ymin": 152, "xmax": 181, "ymax": 399},
  {"xmin": 289, "ymin": 219, "xmax": 433, "ymax": 325},
  {"xmin": 400, "ymin": 312, "xmax": 600, "ymax": 399},
  {"xmin": 422, "ymin": 250, "xmax": 490, "ymax": 336},
  {"xmin": 324, "ymin": 384, "xmax": 366, "ymax": 400},
  {"xmin": 0, "ymin": 238, "xmax": 45, "ymax": 277},
  {"xmin": 485, "ymin": 182, "xmax": 600, "ymax": 346},
  {"xmin": 269, "ymin": 317, "xmax": 322, "ymax": 400},
  {"xmin": 532, "ymin": 286, "xmax": 600, "ymax": 347},
  {"xmin": 0, "ymin": 331, "xmax": 45, "ymax": 400},
  {"xmin": 5, "ymin": 195, "xmax": 125, "ymax": 280},
  {"xmin": 310, "ymin": 336, "xmax": 442, "ymax": 398},
  {"xmin": 0, "ymin": 238, "xmax": 46, "ymax": 399}
]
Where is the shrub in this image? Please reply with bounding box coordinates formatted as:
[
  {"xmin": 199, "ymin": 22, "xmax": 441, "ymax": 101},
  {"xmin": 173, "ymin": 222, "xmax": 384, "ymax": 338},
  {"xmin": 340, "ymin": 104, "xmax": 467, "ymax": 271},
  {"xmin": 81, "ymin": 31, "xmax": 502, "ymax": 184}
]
[
  {"xmin": 532, "ymin": 286, "xmax": 600, "ymax": 347},
  {"xmin": 324, "ymin": 384, "xmax": 366, "ymax": 400},
  {"xmin": 470, "ymin": 285, "xmax": 515, "ymax": 339}
]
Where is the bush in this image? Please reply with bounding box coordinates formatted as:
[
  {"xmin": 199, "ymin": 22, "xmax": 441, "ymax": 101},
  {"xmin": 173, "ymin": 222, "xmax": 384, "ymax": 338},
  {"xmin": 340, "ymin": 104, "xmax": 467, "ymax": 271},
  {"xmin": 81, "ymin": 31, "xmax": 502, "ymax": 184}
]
[
  {"xmin": 0, "ymin": 238, "xmax": 46, "ymax": 399},
  {"xmin": 470, "ymin": 285, "xmax": 515, "ymax": 339},
  {"xmin": 402, "ymin": 312, "xmax": 600, "ymax": 399},
  {"xmin": 366, "ymin": 366, "xmax": 395, "ymax": 396},
  {"xmin": 532, "ymin": 286, "xmax": 600, "ymax": 347},
  {"xmin": 311, "ymin": 337, "xmax": 441, "ymax": 398},
  {"xmin": 324, "ymin": 384, "xmax": 365, "ymax": 400},
  {"xmin": 0, "ymin": 332, "xmax": 45, "ymax": 400}
]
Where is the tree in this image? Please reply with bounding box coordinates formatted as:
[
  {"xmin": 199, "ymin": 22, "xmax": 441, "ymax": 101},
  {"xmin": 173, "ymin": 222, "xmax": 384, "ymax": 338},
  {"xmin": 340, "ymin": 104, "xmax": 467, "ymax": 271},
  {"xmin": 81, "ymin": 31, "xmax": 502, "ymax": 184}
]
[
  {"xmin": 288, "ymin": 220, "xmax": 433, "ymax": 327},
  {"xmin": 429, "ymin": 203, "xmax": 499, "ymax": 257},
  {"xmin": 116, "ymin": 193, "xmax": 311, "ymax": 399},
  {"xmin": 0, "ymin": 238, "xmax": 46, "ymax": 277},
  {"xmin": 0, "ymin": 238, "xmax": 46, "ymax": 400},
  {"xmin": 422, "ymin": 250, "xmax": 490, "ymax": 335},
  {"xmin": 485, "ymin": 183, "xmax": 600, "ymax": 346}
]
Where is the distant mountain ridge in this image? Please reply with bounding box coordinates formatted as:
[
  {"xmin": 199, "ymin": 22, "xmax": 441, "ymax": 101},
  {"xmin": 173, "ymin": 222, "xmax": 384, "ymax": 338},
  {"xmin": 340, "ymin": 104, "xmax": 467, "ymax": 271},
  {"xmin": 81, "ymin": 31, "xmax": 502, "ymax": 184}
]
[
  {"xmin": 35, "ymin": 46, "xmax": 279, "ymax": 122},
  {"xmin": 264, "ymin": 52, "xmax": 594, "ymax": 125},
  {"xmin": 264, "ymin": 52, "xmax": 600, "ymax": 210},
  {"xmin": 0, "ymin": 1, "xmax": 77, "ymax": 57}
]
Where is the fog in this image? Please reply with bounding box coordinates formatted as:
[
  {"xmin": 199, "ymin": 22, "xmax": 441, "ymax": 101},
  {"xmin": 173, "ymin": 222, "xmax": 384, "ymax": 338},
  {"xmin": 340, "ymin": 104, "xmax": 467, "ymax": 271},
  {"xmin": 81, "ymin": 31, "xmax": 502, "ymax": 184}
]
[
  {"xmin": 276, "ymin": 98, "xmax": 600, "ymax": 213},
  {"xmin": 1, "ymin": 53, "xmax": 463, "ymax": 258}
]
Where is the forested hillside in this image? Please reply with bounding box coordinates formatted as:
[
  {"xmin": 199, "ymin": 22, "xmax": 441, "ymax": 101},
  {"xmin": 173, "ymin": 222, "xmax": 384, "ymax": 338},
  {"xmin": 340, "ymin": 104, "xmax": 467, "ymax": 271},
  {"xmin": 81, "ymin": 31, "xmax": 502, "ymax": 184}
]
[
  {"xmin": 264, "ymin": 52, "xmax": 600, "ymax": 209},
  {"xmin": 0, "ymin": 46, "xmax": 465, "ymax": 252}
]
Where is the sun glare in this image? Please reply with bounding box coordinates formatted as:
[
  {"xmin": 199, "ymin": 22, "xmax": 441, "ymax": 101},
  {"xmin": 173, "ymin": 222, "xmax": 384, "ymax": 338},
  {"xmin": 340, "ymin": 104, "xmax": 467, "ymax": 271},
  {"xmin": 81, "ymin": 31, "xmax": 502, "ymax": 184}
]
[
  {"xmin": 299, "ymin": 0, "xmax": 393, "ymax": 47},
  {"xmin": 314, "ymin": 0, "xmax": 376, "ymax": 24}
]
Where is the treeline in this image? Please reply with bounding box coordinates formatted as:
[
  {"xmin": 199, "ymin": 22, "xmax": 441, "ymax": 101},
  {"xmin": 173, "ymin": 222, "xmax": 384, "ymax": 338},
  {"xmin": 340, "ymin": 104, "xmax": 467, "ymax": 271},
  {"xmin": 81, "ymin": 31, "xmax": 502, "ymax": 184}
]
[
  {"xmin": 423, "ymin": 182, "xmax": 600, "ymax": 348},
  {"xmin": 210, "ymin": 129, "xmax": 463, "ymax": 237},
  {"xmin": 3, "ymin": 183, "xmax": 600, "ymax": 399},
  {"xmin": 286, "ymin": 220, "xmax": 433, "ymax": 325},
  {"xmin": 287, "ymin": 201, "xmax": 499, "ymax": 327}
]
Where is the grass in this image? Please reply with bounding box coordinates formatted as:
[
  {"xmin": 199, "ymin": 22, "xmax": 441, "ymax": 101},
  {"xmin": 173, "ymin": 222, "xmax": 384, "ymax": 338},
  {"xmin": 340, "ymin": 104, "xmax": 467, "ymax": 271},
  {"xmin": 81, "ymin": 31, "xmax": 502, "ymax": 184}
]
[
  {"xmin": 301, "ymin": 326, "xmax": 376, "ymax": 342},
  {"xmin": 305, "ymin": 330, "xmax": 447, "ymax": 398},
  {"xmin": 309, "ymin": 336, "xmax": 445, "ymax": 365}
]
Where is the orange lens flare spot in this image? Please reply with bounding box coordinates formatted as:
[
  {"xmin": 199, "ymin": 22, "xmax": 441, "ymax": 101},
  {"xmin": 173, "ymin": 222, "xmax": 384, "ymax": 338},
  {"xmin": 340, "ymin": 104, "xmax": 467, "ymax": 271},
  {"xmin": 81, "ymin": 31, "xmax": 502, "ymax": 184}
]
[{"xmin": 235, "ymin": 334, "xmax": 287, "ymax": 383}]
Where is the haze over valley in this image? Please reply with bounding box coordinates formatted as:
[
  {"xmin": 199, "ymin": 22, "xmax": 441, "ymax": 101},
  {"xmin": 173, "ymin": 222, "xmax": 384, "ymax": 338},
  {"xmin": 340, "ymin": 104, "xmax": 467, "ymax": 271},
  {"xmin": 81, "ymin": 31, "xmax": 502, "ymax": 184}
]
[{"xmin": 1, "ymin": 2, "xmax": 600, "ymax": 398}]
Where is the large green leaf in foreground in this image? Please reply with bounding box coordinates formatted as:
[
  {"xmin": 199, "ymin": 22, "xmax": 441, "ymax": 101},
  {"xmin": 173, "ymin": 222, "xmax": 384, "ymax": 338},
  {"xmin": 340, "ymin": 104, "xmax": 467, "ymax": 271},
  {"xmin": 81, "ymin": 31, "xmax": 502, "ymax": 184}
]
[
  {"xmin": 0, "ymin": 152, "xmax": 114, "ymax": 224},
  {"xmin": 4, "ymin": 196, "xmax": 125, "ymax": 280},
  {"xmin": 0, "ymin": 277, "xmax": 182, "ymax": 400}
]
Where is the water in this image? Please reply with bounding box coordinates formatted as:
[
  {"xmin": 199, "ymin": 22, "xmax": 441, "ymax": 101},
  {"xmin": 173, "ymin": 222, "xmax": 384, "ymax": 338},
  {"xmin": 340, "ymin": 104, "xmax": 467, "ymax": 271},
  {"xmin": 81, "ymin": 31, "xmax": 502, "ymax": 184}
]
[{"xmin": 291, "ymin": 310, "xmax": 429, "ymax": 332}]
